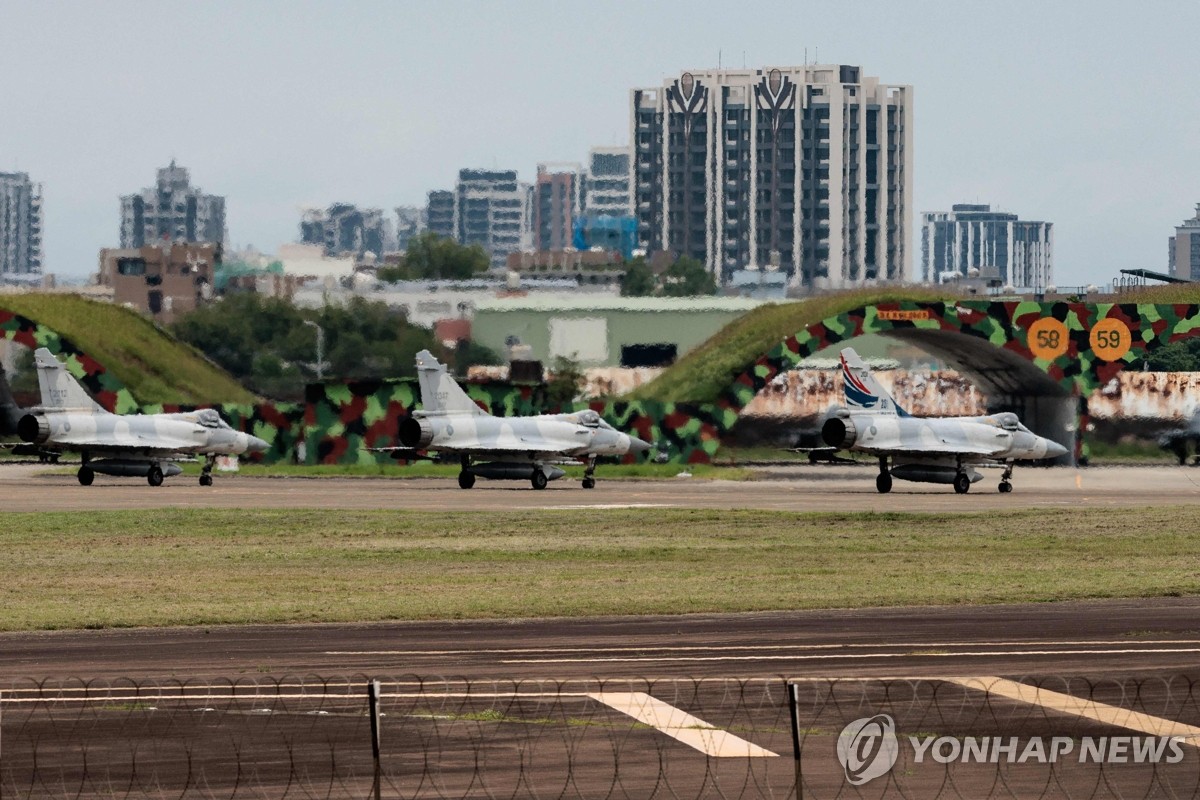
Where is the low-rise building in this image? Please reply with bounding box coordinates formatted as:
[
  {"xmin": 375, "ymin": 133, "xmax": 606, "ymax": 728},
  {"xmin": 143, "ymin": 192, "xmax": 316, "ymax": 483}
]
[
  {"xmin": 98, "ymin": 242, "xmax": 218, "ymax": 322},
  {"xmin": 470, "ymin": 295, "xmax": 765, "ymax": 367}
]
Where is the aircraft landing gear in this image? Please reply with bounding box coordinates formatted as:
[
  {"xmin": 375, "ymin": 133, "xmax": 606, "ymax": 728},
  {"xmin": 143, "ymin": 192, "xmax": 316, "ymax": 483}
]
[
  {"xmin": 998, "ymin": 461, "xmax": 1014, "ymax": 494},
  {"xmin": 200, "ymin": 455, "xmax": 216, "ymax": 487},
  {"xmin": 582, "ymin": 457, "xmax": 597, "ymax": 489},
  {"xmin": 147, "ymin": 465, "xmax": 164, "ymax": 487},
  {"xmin": 953, "ymin": 472, "xmax": 971, "ymax": 494},
  {"xmin": 77, "ymin": 466, "xmax": 94, "ymax": 486},
  {"xmin": 876, "ymin": 457, "xmax": 892, "ymax": 494},
  {"xmin": 531, "ymin": 468, "xmax": 549, "ymax": 490},
  {"xmin": 458, "ymin": 470, "xmax": 476, "ymax": 489}
]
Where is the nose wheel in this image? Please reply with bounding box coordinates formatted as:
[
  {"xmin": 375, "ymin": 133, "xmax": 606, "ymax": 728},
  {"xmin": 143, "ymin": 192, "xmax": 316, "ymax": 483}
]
[
  {"xmin": 998, "ymin": 461, "xmax": 1014, "ymax": 494},
  {"xmin": 582, "ymin": 457, "xmax": 597, "ymax": 489},
  {"xmin": 200, "ymin": 455, "xmax": 216, "ymax": 487}
]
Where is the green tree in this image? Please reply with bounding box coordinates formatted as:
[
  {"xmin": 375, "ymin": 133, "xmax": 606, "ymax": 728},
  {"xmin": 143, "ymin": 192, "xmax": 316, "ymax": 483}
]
[
  {"xmin": 172, "ymin": 293, "xmax": 445, "ymax": 400},
  {"xmin": 545, "ymin": 356, "xmax": 585, "ymax": 407},
  {"xmin": 377, "ymin": 233, "xmax": 490, "ymax": 281},
  {"xmin": 1146, "ymin": 339, "xmax": 1200, "ymax": 372},
  {"xmin": 619, "ymin": 256, "xmax": 657, "ymax": 297},
  {"xmin": 660, "ymin": 256, "xmax": 717, "ymax": 297}
]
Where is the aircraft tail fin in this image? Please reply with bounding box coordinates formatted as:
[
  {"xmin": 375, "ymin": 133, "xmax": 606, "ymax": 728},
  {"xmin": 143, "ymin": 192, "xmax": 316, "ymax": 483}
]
[
  {"xmin": 33, "ymin": 348, "xmax": 104, "ymax": 412},
  {"xmin": 414, "ymin": 350, "xmax": 487, "ymax": 416},
  {"xmin": 839, "ymin": 347, "xmax": 908, "ymax": 417}
]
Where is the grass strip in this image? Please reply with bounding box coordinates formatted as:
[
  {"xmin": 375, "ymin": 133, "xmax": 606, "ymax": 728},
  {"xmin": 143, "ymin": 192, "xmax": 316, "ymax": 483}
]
[{"xmin": 0, "ymin": 507, "xmax": 1195, "ymax": 631}]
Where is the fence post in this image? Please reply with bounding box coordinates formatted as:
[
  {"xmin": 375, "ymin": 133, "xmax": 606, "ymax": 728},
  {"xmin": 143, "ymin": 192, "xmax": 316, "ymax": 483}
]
[
  {"xmin": 787, "ymin": 681, "xmax": 803, "ymax": 800},
  {"xmin": 368, "ymin": 679, "xmax": 382, "ymax": 800}
]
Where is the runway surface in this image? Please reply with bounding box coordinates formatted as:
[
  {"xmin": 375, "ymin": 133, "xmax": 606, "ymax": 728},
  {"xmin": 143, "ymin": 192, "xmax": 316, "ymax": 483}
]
[
  {"xmin": 4, "ymin": 462, "xmax": 1200, "ymax": 512},
  {"xmin": 2, "ymin": 597, "xmax": 1198, "ymax": 681}
]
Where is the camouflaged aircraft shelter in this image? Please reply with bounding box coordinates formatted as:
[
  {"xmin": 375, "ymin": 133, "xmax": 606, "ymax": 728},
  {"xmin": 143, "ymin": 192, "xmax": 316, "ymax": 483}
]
[{"xmin": 2, "ymin": 298, "xmax": 1196, "ymax": 465}]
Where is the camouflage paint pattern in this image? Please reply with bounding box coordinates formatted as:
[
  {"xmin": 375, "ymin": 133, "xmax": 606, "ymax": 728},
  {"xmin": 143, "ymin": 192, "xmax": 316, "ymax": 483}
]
[{"xmin": 13, "ymin": 299, "xmax": 1200, "ymax": 466}]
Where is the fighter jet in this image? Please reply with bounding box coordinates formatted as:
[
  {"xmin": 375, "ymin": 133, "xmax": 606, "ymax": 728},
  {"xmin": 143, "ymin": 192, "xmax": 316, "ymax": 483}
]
[
  {"xmin": 820, "ymin": 347, "xmax": 1068, "ymax": 494},
  {"xmin": 15, "ymin": 348, "xmax": 268, "ymax": 487},
  {"xmin": 385, "ymin": 350, "xmax": 651, "ymax": 489}
]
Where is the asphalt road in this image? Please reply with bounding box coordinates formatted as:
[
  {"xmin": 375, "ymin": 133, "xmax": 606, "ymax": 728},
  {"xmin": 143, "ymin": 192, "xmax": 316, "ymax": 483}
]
[{"xmin": 4, "ymin": 462, "xmax": 1200, "ymax": 512}]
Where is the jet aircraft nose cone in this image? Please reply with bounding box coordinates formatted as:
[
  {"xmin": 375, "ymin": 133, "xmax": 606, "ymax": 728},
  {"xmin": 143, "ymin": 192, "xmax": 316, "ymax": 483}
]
[
  {"xmin": 246, "ymin": 434, "xmax": 270, "ymax": 454},
  {"xmin": 1044, "ymin": 439, "xmax": 1069, "ymax": 460},
  {"xmin": 628, "ymin": 435, "xmax": 652, "ymax": 455}
]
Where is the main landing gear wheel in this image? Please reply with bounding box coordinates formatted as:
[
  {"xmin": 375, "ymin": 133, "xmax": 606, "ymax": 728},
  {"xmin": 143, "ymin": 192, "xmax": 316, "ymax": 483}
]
[
  {"xmin": 531, "ymin": 469, "xmax": 548, "ymax": 490},
  {"xmin": 582, "ymin": 477, "xmax": 596, "ymax": 490},
  {"xmin": 458, "ymin": 470, "xmax": 476, "ymax": 489},
  {"xmin": 199, "ymin": 474, "xmax": 213, "ymax": 487},
  {"xmin": 875, "ymin": 472, "xmax": 892, "ymax": 493},
  {"xmin": 998, "ymin": 481, "xmax": 1013, "ymax": 493},
  {"xmin": 147, "ymin": 466, "xmax": 164, "ymax": 487},
  {"xmin": 953, "ymin": 472, "xmax": 971, "ymax": 494},
  {"xmin": 77, "ymin": 466, "xmax": 94, "ymax": 486}
]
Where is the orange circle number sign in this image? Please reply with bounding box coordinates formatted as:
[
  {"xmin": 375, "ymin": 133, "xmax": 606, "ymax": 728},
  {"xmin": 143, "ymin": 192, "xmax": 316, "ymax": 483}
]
[
  {"xmin": 1089, "ymin": 317, "xmax": 1132, "ymax": 362},
  {"xmin": 1027, "ymin": 317, "xmax": 1069, "ymax": 361}
]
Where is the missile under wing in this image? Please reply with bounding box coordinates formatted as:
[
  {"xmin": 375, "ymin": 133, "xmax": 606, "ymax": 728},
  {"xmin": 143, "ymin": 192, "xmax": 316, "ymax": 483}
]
[
  {"xmin": 820, "ymin": 347, "xmax": 1068, "ymax": 494},
  {"xmin": 380, "ymin": 350, "xmax": 651, "ymax": 489},
  {"xmin": 16, "ymin": 348, "xmax": 268, "ymax": 487}
]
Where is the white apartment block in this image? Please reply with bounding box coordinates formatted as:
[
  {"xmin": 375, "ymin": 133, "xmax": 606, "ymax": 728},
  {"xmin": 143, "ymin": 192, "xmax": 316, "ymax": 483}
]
[
  {"xmin": 631, "ymin": 65, "xmax": 912, "ymax": 289},
  {"xmin": 921, "ymin": 204, "xmax": 1053, "ymax": 289},
  {"xmin": 0, "ymin": 172, "xmax": 43, "ymax": 278}
]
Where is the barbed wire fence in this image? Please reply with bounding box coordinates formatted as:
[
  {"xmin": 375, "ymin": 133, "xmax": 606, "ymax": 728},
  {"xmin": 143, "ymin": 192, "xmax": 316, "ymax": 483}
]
[{"xmin": 2, "ymin": 675, "xmax": 1199, "ymax": 798}]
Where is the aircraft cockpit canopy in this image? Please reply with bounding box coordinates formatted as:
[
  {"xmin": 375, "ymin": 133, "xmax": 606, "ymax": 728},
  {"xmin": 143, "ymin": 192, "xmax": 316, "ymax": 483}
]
[
  {"xmin": 196, "ymin": 409, "xmax": 228, "ymax": 429},
  {"xmin": 578, "ymin": 410, "xmax": 602, "ymax": 428},
  {"xmin": 994, "ymin": 412, "xmax": 1020, "ymax": 431}
]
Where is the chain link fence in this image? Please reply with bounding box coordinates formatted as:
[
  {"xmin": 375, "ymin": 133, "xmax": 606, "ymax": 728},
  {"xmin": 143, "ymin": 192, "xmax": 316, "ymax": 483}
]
[{"xmin": 2, "ymin": 675, "xmax": 1199, "ymax": 798}]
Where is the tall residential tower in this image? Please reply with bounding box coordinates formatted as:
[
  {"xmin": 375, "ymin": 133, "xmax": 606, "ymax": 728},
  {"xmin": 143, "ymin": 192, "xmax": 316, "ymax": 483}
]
[
  {"xmin": 120, "ymin": 161, "xmax": 225, "ymax": 248},
  {"xmin": 921, "ymin": 204, "xmax": 1053, "ymax": 289},
  {"xmin": 631, "ymin": 65, "xmax": 912, "ymax": 289},
  {"xmin": 0, "ymin": 172, "xmax": 43, "ymax": 279}
]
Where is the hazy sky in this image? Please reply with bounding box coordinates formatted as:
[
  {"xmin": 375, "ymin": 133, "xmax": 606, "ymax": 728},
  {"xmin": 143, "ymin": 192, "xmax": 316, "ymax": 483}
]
[{"xmin": 2, "ymin": 1, "xmax": 1197, "ymax": 285}]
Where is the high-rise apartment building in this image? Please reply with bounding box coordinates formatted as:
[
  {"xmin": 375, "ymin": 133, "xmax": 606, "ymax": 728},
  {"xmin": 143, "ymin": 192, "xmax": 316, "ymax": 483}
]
[
  {"xmin": 921, "ymin": 204, "xmax": 1053, "ymax": 289},
  {"xmin": 583, "ymin": 147, "xmax": 632, "ymax": 217},
  {"xmin": 395, "ymin": 205, "xmax": 428, "ymax": 251},
  {"xmin": 532, "ymin": 163, "xmax": 582, "ymax": 251},
  {"xmin": 454, "ymin": 169, "xmax": 528, "ymax": 270},
  {"xmin": 120, "ymin": 161, "xmax": 225, "ymax": 248},
  {"xmin": 1169, "ymin": 204, "xmax": 1200, "ymax": 281},
  {"xmin": 631, "ymin": 65, "xmax": 912, "ymax": 288},
  {"xmin": 300, "ymin": 203, "xmax": 387, "ymax": 257},
  {"xmin": 426, "ymin": 191, "xmax": 455, "ymax": 240},
  {"xmin": 0, "ymin": 172, "xmax": 43, "ymax": 278}
]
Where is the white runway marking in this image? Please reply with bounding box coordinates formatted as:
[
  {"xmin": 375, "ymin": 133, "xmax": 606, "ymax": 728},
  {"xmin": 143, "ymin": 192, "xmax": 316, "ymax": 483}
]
[
  {"xmin": 588, "ymin": 691, "xmax": 778, "ymax": 758},
  {"xmin": 949, "ymin": 676, "xmax": 1200, "ymax": 747}
]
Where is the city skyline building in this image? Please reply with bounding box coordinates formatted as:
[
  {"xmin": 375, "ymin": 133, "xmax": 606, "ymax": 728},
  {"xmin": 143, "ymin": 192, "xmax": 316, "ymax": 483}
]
[
  {"xmin": 119, "ymin": 161, "xmax": 225, "ymax": 249},
  {"xmin": 299, "ymin": 203, "xmax": 389, "ymax": 258},
  {"xmin": 631, "ymin": 64, "xmax": 913, "ymax": 289},
  {"xmin": 583, "ymin": 146, "xmax": 633, "ymax": 217},
  {"xmin": 0, "ymin": 171, "xmax": 43, "ymax": 279},
  {"xmin": 1169, "ymin": 203, "xmax": 1200, "ymax": 281},
  {"xmin": 532, "ymin": 163, "xmax": 582, "ymax": 251},
  {"xmin": 453, "ymin": 169, "xmax": 528, "ymax": 270},
  {"xmin": 426, "ymin": 190, "xmax": 455, "ymax": 240},
  {"xmin": 921, "ymin": 204, "xmax": 1053, "ymax": 289},
  {"xmin": 395, "ymin": 205, "xmax": 428, "ymax": 252}
]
